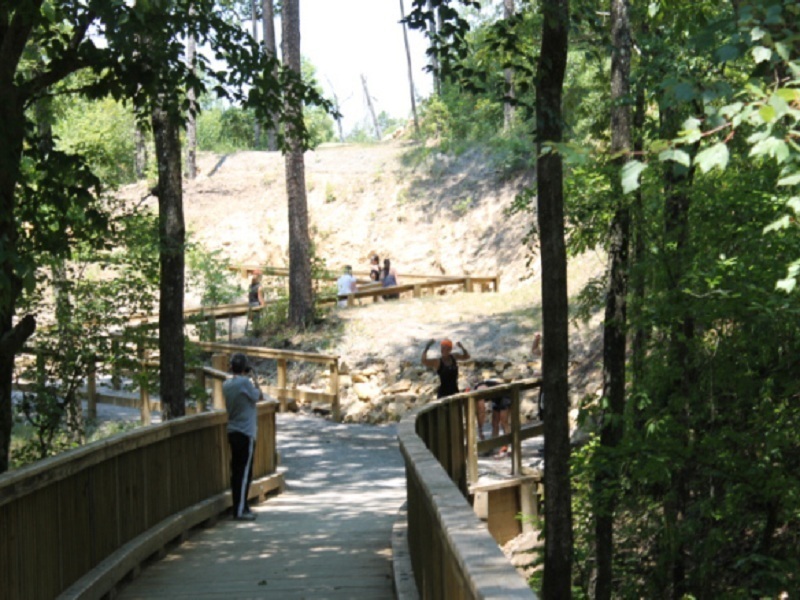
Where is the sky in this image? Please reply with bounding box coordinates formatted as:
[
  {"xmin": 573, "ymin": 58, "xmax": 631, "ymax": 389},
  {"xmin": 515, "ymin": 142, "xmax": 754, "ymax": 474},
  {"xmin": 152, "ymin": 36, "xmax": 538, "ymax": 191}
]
[{"xmin": 296, "ymin": 0, "xmax": 434, "ymax": 135}]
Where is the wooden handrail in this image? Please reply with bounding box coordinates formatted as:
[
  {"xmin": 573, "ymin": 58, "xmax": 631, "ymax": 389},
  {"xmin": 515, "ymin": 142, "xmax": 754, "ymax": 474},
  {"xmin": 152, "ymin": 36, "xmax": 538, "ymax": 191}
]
[
  {"xmin": 396, "ymin": 379, "xmax": 541, "ymax": 599},
  {"xmin": 0, "ymin": 404, "xmax": 280, "ymax": 598}
]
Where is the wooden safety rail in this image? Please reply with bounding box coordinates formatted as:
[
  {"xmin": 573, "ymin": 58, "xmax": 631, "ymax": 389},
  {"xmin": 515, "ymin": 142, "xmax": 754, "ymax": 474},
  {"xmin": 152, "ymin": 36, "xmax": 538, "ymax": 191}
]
[
  {"xmin": 0, "ymin": 404, "xmax": 282, "ymax": 599},
  {"xmin": 397, "ymin": 379, "xmax": 542, "ymax": 599}
]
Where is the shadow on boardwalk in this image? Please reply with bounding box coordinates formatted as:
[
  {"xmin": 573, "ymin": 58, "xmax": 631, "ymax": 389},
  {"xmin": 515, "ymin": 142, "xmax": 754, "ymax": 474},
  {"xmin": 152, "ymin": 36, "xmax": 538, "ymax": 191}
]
[{"xmin": 117, "ymin": 414, "xmax": 406, "ymax": 599}]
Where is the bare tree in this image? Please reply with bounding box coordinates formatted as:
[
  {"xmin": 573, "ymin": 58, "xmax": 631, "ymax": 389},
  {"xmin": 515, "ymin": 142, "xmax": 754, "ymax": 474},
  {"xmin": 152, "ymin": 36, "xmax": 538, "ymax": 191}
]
[
  {"xmin": 282, "ymin": 0, "xmax": 314, "ymax": 327},
  {"xmin": 361, "ymin": 74, "xmax": 382, "ymax": 140},
  {"xmin": 325, "ymin": 78, "xmax": 346, "ymax": 143},
  {"xmin": 399, "ymin": 0, "xmax": 419, "ymax": 135}
]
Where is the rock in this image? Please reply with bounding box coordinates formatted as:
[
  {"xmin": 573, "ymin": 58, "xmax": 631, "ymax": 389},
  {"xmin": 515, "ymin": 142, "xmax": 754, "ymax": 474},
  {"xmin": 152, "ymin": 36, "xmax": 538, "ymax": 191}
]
[
  {"xmin": 385, "ymin": 400, "xmax": 409, "ymax": 421},
  {"xmin": 344, "ymin": 400, "xmax": 371, "ymax": 423},
  {"xmin": 384, "ymin": 379, "xmax": 412, "ymax": 394},
  {"xmin": 353, "ymin": 382, "xmax": 377, "ymax": 401},
  {"xmin": 351, "ymin": 372, "xmax": 369, "ymax": 384}
]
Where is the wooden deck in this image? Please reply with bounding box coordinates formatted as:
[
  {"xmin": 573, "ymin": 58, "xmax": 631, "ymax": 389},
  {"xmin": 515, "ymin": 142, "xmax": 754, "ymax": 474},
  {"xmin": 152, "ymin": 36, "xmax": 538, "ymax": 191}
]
[{"xmin": 116, "ymin": 414, "xmax": 406, "ymax": 599}]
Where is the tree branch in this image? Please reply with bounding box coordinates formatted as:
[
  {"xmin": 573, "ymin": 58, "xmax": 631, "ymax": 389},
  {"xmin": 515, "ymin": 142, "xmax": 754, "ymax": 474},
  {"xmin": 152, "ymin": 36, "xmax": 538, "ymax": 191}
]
[{"xmin": 0, "ymin": 314, "xmax": 36, "ymax": 359}]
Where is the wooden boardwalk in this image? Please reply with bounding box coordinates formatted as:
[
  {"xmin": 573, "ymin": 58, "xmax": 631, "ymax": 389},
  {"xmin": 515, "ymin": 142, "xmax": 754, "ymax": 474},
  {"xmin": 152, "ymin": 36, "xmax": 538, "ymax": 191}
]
[{"xmin": 117, "ymin": 414, "xmax": 406, "ymax": 599}]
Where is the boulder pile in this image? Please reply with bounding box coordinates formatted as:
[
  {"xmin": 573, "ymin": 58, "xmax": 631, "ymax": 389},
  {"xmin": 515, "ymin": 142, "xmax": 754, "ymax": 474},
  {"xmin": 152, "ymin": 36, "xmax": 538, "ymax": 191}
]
[{"xmin": 303, "ymin": 357, "xmax": 546, "ymax": 425}]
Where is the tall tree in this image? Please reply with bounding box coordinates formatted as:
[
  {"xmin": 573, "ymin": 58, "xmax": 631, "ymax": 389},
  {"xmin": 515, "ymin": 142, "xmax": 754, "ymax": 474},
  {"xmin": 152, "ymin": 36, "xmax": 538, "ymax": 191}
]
[
  {"xmin": 185, "ymin": 5, "xmax": 198, "ymax": 180},
  {"xmin": 282, "ymin": 0, "xmax": 314, "ymax": 328},
  {"xmin": 0, "ymin": 0, "xmax": 303, "ymax": 471},
  {"xmin": 151, "ymin": 98, "xmax": 186, "ymax": 419},
  {"xmin": 536, "ymin": 0, "xmax": 572, "ymax": 596},
  {"xmin": 250, "ymin": 0, "xmax": 261, "ymax": 147},
  {"xmin": 427, "ymin": 0, "xmax": 442, "ymax": 94},
  {"xmin": 399, "ymin": 0, "xmax": 420, "ymax": 135},
  {"xmin": 502, "ymin": 0, "xmax": 516, "ymax": 130},
  {"xmin": 592, "ymin": 0, "xmax": 632, "ymax": 597},
  {"xmin": 262, "ymin": 0, "xmax": 279, "ymax": 150}
]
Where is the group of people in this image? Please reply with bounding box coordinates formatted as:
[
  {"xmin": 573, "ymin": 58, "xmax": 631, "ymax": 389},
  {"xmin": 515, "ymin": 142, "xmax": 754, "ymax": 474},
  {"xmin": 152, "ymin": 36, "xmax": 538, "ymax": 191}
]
[{"xmin": 336, "ymin": 254, "xmax": 400, "ymax": 307}]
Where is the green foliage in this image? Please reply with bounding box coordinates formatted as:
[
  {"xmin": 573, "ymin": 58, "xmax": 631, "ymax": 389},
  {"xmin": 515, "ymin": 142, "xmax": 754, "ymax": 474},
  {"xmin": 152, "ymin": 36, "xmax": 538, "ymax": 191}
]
[
  {"xmin": 407, "ymin": 0, "xmax": 800, "ymax": 596},
  {"xmin": 13, "ymin": 203, "xmax": 161, "ymax": 463},
  {"xmin": 52, "ymin": 95, "xmax": 138, "ymax": 187},
  {"xmin": 185, "ymin": 241, "xmax": 242, "ymax": 307},
  {"xmin": 197, "ymin": 105, "xmax": 258, "ymax": 152}
]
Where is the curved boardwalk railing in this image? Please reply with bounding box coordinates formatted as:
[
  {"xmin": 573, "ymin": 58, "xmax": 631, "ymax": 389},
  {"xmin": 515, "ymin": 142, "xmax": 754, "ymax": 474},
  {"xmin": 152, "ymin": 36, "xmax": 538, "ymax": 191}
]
[
  {"xmin": 0, "ymin": 403, "xmax": 280, "ymax": 600},
  {"xmin": 397, "ymin": 381, "xmax": 540, "ymax": 599}
]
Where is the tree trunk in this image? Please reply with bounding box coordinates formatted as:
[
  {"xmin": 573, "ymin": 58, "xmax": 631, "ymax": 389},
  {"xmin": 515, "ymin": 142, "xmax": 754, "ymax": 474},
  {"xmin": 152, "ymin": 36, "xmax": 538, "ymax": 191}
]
[
  {"xmin": 327, "ymin": 83, "xmax": 346, "ymax": 143},
  {"xmin": 185, "ymin": 19, "xmax": 197, "ymax": 180},
  {"xmin": 282, "ymin": 0, "xmax": 314, "ymax": 328},
  {"xmin": 361, "ymin": 74, "xmax": 382, "ymax": 140},
  {"xmin": 0, "ymin": 81, "xmax": 36, "ymax": 472},
  {"xmin": 399, "ymin": 0, "xmax": 420, "ymax": 136},
  {"xmin": 262, "ymin": 0, "xmax": 279, "ymax": 151},
  {"xmin": 535, "ymin": 0, "xmax": 572, "ymax": 597},
  {"xmin": 151, "ymin": 102, "xmax": 186, "ymax": 420},
  {"xmin": 251, "ymin": 0, "xmax": 261, "ymax": 148},
  {"xmin": 630, "ymin": 87, "xmax": 646, "ymax": 385},
  {"xmin": 503, "ymin": 0, "xmax": 516, "ymax": 130},
  {"xmin": 135, "ymin": 125, "xmax": 147, "ymax": 179},
  {"xmin": 592, "ymin": 1, "xmax": 632, "ymax": 597},
  {"xmin": 659, "ymin": 101, "xmax": 698, "ymax": 600},
  {"xmin": 427, "ymin": 0, "xmax": 441, "ymax": 95}
]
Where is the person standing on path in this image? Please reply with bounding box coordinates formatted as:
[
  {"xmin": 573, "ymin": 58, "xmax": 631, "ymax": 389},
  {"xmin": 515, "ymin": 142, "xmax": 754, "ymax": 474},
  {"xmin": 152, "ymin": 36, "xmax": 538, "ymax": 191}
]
[
  {"xmin": 421, "ymin": 338, "xmax": 471, "ymax": 398},
  {"xmin": 224, "ymin": 352, "xmax": 263, "ymax": 521}
]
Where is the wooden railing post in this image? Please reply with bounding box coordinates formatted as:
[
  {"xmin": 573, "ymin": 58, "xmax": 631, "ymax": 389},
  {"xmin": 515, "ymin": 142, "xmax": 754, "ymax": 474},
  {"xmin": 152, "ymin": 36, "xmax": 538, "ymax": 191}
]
[
  {"xmin": 87, "ymin": 358, "xmax": 97, "ymax": 420},
  {"xmin": 413, "ymin": 284, "xmax": 421, "ymax": 298},
  {"xmin": 511, "ymin": 385, "xmax": 521, "ymax": 475},
  {"xmin": 211, "ymin": 353, "xmax": 227, "ymax": 409},
  {"xmin": 329, "ymin": 360, "xmax": 340, "ymax": 422},
  {"xmin": 465, "ymin": 277, "xmax": 473, "ymax": 293},
  {"xmin": 138, "ymin": 343, "xmax": 151, "ymax": 426},
  {"xmin": 277, "ymin": 358, "xmax": 287, "ymax": 412},
  {"xmin": 466, "ymin": 395, "xmax": 478, "ymax": 484}
]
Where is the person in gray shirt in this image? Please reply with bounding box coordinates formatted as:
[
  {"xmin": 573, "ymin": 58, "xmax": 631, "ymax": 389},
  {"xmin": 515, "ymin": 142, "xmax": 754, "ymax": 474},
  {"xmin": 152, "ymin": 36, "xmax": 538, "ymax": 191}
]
[{"xmin": 223, "ymin": 352, "xmax": 263, "ymax": 521}]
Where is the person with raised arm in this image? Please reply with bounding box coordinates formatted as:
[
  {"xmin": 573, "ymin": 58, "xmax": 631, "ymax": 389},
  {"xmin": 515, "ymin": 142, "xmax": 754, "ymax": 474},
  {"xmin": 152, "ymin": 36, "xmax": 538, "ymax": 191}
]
[{"xmin": 421, "ymin": 338, "xmax": 470, "ymax": 398}]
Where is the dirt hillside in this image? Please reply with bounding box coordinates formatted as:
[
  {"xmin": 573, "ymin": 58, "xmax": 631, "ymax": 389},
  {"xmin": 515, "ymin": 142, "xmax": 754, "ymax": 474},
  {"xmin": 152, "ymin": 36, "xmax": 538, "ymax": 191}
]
[{"xmin": 122, "ymin": 139, "xmax": 605, "ymax": 408}]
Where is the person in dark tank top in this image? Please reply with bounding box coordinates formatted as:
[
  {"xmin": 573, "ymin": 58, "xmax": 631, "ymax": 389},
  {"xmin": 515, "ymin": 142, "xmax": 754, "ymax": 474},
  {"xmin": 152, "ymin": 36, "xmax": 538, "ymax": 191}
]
[{"xmin": 421, "ymin": 338, "xmax": 471, "ymax": 398}]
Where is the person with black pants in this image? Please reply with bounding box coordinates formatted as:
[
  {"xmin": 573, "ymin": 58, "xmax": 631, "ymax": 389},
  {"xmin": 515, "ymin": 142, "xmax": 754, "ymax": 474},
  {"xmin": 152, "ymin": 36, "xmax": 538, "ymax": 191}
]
[{"xmin": 223, "ymin": 352, "xmax": 263, "ymax": 521}]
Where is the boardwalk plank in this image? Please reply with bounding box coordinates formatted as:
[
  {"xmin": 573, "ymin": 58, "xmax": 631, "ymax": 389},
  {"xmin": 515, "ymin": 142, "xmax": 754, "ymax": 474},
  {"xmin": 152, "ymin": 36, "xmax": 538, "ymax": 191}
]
[{"xmin": 117, "ymin": 415, "xmax": 405, "ymax": 599}]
